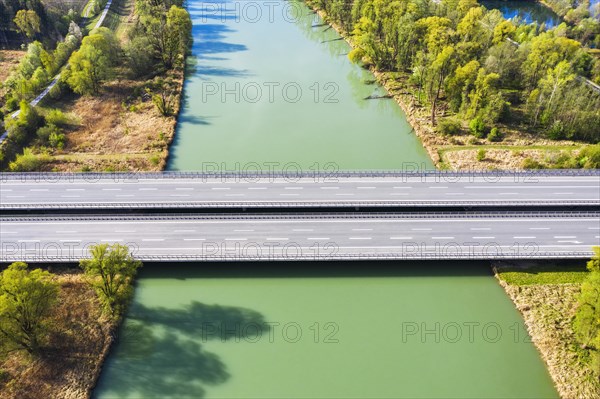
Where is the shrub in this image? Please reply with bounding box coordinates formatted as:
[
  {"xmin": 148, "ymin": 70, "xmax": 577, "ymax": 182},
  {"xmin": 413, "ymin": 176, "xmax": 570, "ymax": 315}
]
[
  {"xmin": 437, "ymin": 117, "xmax": 462, "ymax": 135},
  {"xmin": 547, "ymin": 120, "xmax": 565, "ymax": 140},
  {"xmin": 522, "ymin": 157, "xmax": 544, "ymax": 169},
  {"xmin": 487, "ymin": 127, "xmax": 503, "ymax": 142},
  {"xmin": 45, "ymin": 109, "xmax": 70, "ymax": 127},
  {"xmin": 36, "ymin": 123, "xmax": 61, "ymax": 143},
  {"xmin": 49, "ymin": 132, "xmax": 65, "ymax": 150},
  {"xmin": 577, "ymin": 144, "xmax": 600, "ymax": 169},
  {"xmin": 476, "ymin": 148, "xmax": 486, "ymax": 162},
  {"xmin": 469, "ymin": 117, "xmax": 487, "ymax": 138},
  {"xmin": 9, "ymin": 148, "xmax": 51, "ymax": 171}
]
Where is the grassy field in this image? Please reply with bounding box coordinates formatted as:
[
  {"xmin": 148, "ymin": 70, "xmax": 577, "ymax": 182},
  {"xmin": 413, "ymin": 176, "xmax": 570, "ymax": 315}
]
[{"xmin": 496, "ymin": 261, "xmax": 590, "ymax": 285}]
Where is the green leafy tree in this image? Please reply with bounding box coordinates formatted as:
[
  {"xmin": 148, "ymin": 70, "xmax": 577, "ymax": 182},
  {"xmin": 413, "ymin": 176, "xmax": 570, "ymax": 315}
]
[
  {"xmin": 13, "ymin": 10, "xmax": 41, "ymax": 40},
  {"xmin": 65, "ymin": 28, "xmax": 119, "ymax": 95},
  {"xmin": 79, "ymin": 244, "xmax": 142, "ymax": 317},
  {"xmin": 0, "ymin": 262, "xmax": 59, "ymax": 355}
]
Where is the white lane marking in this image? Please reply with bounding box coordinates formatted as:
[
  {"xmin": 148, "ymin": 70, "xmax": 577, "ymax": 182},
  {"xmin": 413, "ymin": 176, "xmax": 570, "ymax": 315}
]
[
  {"xmin": 248, "ymin": 187, "xmax": 267, "ymax": 190},
  {"xmin": 30, "ymin": 189, "xmax": 49, "ymax": 192},
  {"xmin": 285, "ymin": 187, "xmax": 303, "ymax": 190},
  {"xmin": 116, "ymin": 195, "xmax": 135, "ymax": 197},
  {"xmin": 557, "ymin": 240, "xmax": 581, "ymax": 243},
  {"xmin": 102, "ymin": 188, "xmax": 121, "ymax": 191},
  {"xmin": 445, "ymin": 193, "xmax": 464, "ymax": 195},
  {"xmin": 176, "ymin": 188, "xmax": 194, "ymax": 191},
  {"xmin": 171, "ymin": 194, "xmax": 191, "ymax": 197},
  {"xmin": 472, "ymin": 236, "xmax": 495, "ymax": 239},
  {"xmin": 225, "ymin": 238, "xmax": 247, "ymax": 241},
  {"xmin": 352, "ymin": 228, "xmax": 373, "ymax": 231},
  {"xmin": 2, "ymin": 189, "xmax": 12, "ymax": 192},
  {"xmin": 554, "ymin": 192, "xmax": 573, "ymax": 195},
  {"xmin": 428, "ymin": 186, "xmax": 448, "ymax": 189},
  {"xmin": 183, "ymin": 238, "xmax": 206, "ymax": 241},
  {"xmin": 499, "ymin": 193, "xmax": 518, "ymax": 195},
  {"xmin": 357, "ymin": 186, "xmax": 376, "ymax": 189},
  {"xmin": 336, "ymin": 193, "xmax": 355, "ymax": 196},
  {"xmin": 320, "ymin": 187, "xmax": 339, "ymax": 189},
  {"xmin": 266, "ymin": 237, "xmax": 289, "ymax": 241},
  {"xmin": 234, "ymin": 229, "xmax": 254, "ymax": 232},
  {"xmin": 60, "ymin": 239, "xmax": 81, "ymax": 242},
  {"xmin": 530, "ymin": 227, "xmax": 550, "ymax": 230},
  {"xmin": 349, "ymin": 237, "xmax": 372, "ymax": 240},
  {"xmin": 66, "ymin": 188, "xmax": 84, "ymax": 191},
  {"xmin": 513, "ymin": 236, "xmax": 536, "ymax": 239},
  {"xmin": 554, "ymin": 236, "xmax": 576, "ymax": 239},
  {"xmin": 432, "ymin": 236, "xmax": 454, "ymax": 239},
  {"xmin": 225, "ymin": 194, "xmax": 245, "ymax": 197},
  {"xmin": 101, "ymin": 239, "xmax": 123, "ymax": 242},
  {"xmin": 61, "ymin": 195, "xmax": 81, "ymax": 198},
  {"xmin": 470, "ymin": 228, "xmax": 491, "ymax": 231},
  {"xmin": 116, "ymin": 230, "xmax": 136, "ymax": 233},
  {"xmin": 6, "ymin": 195, "xmax": 25, "ymax": 198},
  {"xmin": 139, "ymin": 188, "xmax": 158, "ymax": 191},
  {"xmin": 56, "ymin": 230, "xmax": 76, "ymax": 233},
  {"xmin": 174, "ymin": 230, "xmax": 196, "ymax": 233},
  {"xmin": 390, "ymin": 193, "xmax": 408, "ymax": 196},
  {"xmin": 588, "ymin": 227, "xmax": 599, "ymax": 230},
  {"xmin": 280, "ymin": 193, "xmax": 300, "ymax": 196},
  {"xmin": 411, "ymin": 228, "xmax": 432, "ymax": 231},
  {"xmin": 308, "ymin": 237, "xmax": 330, "ymax": 240},
  {"xmin": 390, "ymin": 237, "xmax": 413, "ymax": 240},
  {"xmin": 293, "ymin": 229, "xmax": 313, "ymax": 232},
  {"xmin": 212, "ymin": 187, "xmax": 230, "ymax": 190},
  {"xmin": 1, "ymin": 231, "xmax": 17, "ymax": 234},
  {"xmin": 393, "ymin": 187, "xmax": 412, "ymax": 189}
]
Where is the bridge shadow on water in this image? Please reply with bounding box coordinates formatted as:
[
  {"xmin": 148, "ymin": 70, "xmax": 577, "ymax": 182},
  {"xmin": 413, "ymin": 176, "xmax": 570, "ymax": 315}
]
[
  {"xmin": 138, "ymin": 260, "xmax": 495, "ymax": 280},
  {"xmin": 94, "ymin": 301, "xmax": 270, "ymax": 398}
]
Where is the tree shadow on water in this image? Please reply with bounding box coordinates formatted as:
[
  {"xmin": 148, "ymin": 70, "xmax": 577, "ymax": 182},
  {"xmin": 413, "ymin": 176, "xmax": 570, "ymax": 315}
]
[{"xmin": 94, "ymin": 302, "xmax": 270, "ymax": 399}]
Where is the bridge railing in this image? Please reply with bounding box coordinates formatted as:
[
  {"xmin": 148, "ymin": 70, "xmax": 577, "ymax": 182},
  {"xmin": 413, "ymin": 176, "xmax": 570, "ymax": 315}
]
[{"xmin": 1, "ymin": 168, "xmax": 599, "ymax": 182}]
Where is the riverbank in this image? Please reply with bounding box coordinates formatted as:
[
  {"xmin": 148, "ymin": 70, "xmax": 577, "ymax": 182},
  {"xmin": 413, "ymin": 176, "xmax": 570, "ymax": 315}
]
[
  {"xmin": 306, "ymin": 2, "xmax": 589, "ymax": 171},
  {"xmin": 0, "ymin": 268, "xmax": 115, "ymax": 399},
  {"xmin": 0, "ymin": 0, "xmax": 186, "ymax": 172},
  {"xmin": 494, "ymin": 261, "xmax": 600, "ymax": 399}
]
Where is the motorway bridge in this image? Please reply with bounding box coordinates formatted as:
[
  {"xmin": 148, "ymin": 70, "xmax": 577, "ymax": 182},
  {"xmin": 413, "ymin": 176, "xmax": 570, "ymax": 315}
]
[
  {"xmin": 1, "ymin": 170, "xmax": 599, "ymax": 209},
  {"xmin": 0, "ymin": 171, "xmax": 599, "ymax": 262}
]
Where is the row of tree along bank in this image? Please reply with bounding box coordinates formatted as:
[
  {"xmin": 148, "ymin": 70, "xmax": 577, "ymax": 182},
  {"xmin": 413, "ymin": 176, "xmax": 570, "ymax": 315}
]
[
  {"xmin": 0, "ymin": 244, "xmax": 141, "ymax": 398},
  {"xmin": 0, "ymin": 0, "xmax": 192, "ymax": 172},
  {"xmin": 306, "ymin": 0, "xmax": 600, "ymax": 170}
]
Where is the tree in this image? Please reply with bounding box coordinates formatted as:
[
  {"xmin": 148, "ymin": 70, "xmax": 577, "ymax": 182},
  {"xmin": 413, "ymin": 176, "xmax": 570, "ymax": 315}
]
[
  {"xmin": 0, "ymin": 262, "xmax": 59, "ymax": 355},
  {"xmin": 66, "ymin": 28, "xmax": 119, "ymax": 95},
  {"xmin": 79, "ymin": 244, "xmax": 142, "ymax": 317},
  {"xmin": 13, "ymin": 10, "xmax": 41, "ymax": 40},
  {"xmin": 573, "ymin": 247, "xmax": 600, "ymax": 379}
]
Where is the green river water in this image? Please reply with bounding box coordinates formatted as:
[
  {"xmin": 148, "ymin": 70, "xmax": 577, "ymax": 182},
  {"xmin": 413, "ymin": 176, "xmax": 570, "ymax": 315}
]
[{"xmin": 94, "ymin": 1, "xmax": 558, "ymax": 397}]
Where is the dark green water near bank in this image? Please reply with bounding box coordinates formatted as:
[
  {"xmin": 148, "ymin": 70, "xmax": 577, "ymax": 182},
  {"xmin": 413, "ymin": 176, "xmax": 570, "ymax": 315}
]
[{"xmin": 94, "ymin": 1, "xmax": 558, "ymax": 397}]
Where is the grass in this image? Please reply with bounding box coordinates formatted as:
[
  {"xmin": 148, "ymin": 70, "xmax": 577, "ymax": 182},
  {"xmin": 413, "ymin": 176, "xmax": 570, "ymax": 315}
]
[{"xmin": 496, "ymin": 261, "xmax": 590, "ymax": 285}]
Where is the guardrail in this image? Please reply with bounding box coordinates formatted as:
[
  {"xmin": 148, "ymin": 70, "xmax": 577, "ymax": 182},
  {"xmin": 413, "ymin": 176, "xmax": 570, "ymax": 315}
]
[
  {"xmin": 1, "ymin": 169, "xmax": 600, "ymax": 181},
  {"xmin": 0, "ymin": 251, "xmax": 593, "ymax": 263},
  {"xmin": 2, "ymin": 199, "xmax": 598, "ymax": 209},
  {"xmin": 2, "ymin": 211, "xmax": 598, "ymax": 222}
]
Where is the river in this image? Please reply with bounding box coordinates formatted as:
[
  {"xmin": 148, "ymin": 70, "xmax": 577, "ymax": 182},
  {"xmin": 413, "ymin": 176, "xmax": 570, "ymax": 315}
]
[
  {"xmin": 481, "ymin": 0, "xmax": 561, "ymax": 28},
  {"xmin": 93, "ymin": 1, "xmax": 558, "ymax": 397}
]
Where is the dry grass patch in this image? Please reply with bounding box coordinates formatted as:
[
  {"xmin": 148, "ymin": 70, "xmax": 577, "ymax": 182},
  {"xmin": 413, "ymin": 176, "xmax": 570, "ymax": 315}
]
[
  {"xmin": 42, "ymin": 70, "xmax": 182, "ymax": 171},
  {"xmin": 0, "ymin": 50, "xmax": 25, "ymax": 83}
]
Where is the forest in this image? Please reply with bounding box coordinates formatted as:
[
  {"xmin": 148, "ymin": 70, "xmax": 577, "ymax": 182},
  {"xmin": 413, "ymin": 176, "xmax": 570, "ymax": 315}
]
[{"xmin": 310, "ymin": 0, "xmax": 600, "ymax": 144}]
